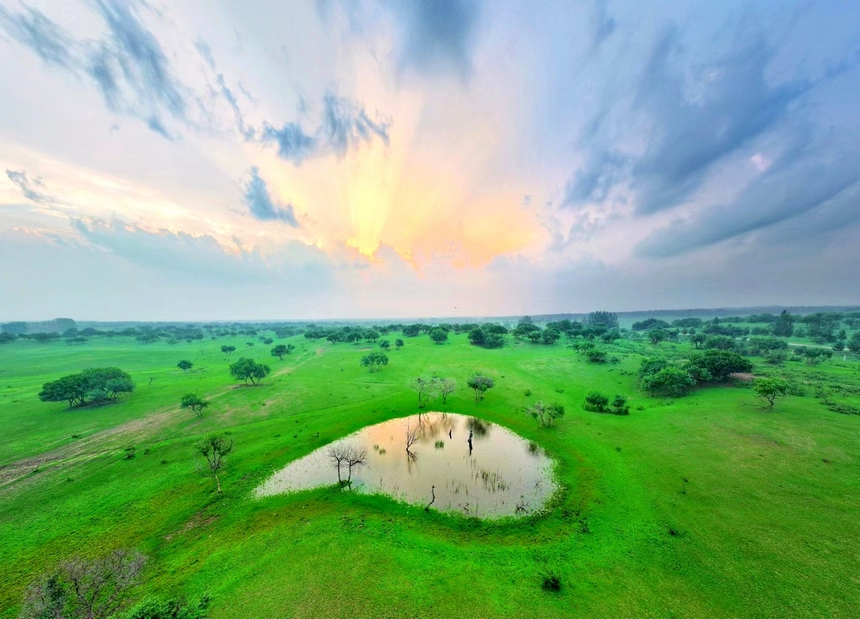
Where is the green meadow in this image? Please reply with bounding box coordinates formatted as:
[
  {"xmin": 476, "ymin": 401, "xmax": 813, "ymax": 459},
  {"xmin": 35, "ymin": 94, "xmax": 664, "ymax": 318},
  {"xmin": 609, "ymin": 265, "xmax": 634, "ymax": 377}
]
[{"xmin": 1, "ymin": 327, "xmax": 859, "ymax": 618}]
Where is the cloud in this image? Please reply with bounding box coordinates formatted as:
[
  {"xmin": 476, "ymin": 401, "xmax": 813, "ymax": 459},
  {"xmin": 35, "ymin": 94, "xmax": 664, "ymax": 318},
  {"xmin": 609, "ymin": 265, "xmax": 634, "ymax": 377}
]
[
  {"xmin": 636, "ymin": 140, "xmax": 860, "ymax": 257},
  {"xmin": 590, "ymin": 0, "xmax": 616, "ymax": 51},
  {"xmin": 565, "ymin": 27, "xmax": 811, "ymax": 213},
  {"xmin": 0, "ymin": 0, "xmax": 197, "ymax": 138},
  {"xmin": 261, "ymin": 91, "xmax": 389, "ymax": 164},
  {"xmin": 71, "ymin": 218, "xmax": 333, "ymax": 285},
  {"xmin": 386, "ymin": 0, "xmax": 482, "ymax": 78},
  {"xmin": 5, "ymin": 169, "xmax": 55, "ymax": 203},
  {"xmin": 242, "ymin": 168, "xmax": 299, "ymax": 225}
]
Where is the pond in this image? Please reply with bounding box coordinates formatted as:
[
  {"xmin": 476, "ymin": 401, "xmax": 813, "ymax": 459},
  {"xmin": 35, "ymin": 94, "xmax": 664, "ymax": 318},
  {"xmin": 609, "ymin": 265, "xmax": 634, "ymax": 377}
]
[{"xmin": 255, "ymin": 412, "xmax": 557, "ymax": 518}]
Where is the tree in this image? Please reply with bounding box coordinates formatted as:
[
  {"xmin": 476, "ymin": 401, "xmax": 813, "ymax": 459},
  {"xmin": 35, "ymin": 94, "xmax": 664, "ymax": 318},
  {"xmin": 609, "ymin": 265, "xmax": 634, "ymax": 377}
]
[
  {"xmin": 438, "ymin": 378, "xmax": 456, "ymax": 404},
  {"xmin": 467, "ymin": 328, "xmax": 485, "ymax": 346},
  {"xmin": 229, "ymin": 357, "xmax": 271, "ymax": 385},
  {"xmin": 527, "ymin": 401, "xmax": 565, "ymax": 427},
  {"xmin": 772, "ymin": 310, "xmax": 794, "ymax": 337},
  {"xmin": 467, "ymin": 375, "xmax": 494, "ymax": 401},
  {"xmin": 410, "ymin": 377, "xmax": 438, "ymax": 408},
  {"xmin": 177, "ymin": 360, "xmax": 193, "ymax": 373},
  {"xmin": 19, "ymin": 550, "xmax": 146, "ymax": 619},
  {"xmin": 753, "ymin": 377, "xmax": 789, "ymax": 409},
  {"xmin": 195, "ymin": 433, "xmax": 233, "ymax": 494},
  {"xmin": 585, "ymin": 311, "xmax": 619, "ymax": 329},
  {"xmin": 848, "ymin": 332, "xmax": 860, "ymax": 354},
  {"xmin": 360, "ymin": 351, "xmax": 389, "ymax": 372},
  {"xmin": 180, "ymin": 394, "xmax": 209, "ymax": 418},
  {"xmin": 687, "ymin": 350, "xmax": 753, "ymax": 381},
  {"xmin": 379, "ymin": 339, "xmax": 391, "ymax": 350},
  {"xmin": 429, "ymin": 327, "xmax": 449, "ymax": 345},
  {"xmin": 395, "ymin": 338, "xmax": 404, "ymax": 350},
  {"xmin": 648, "ymin": 329, "xmax": 666, "ymax": 345},
  {"xmin": 690, "ymin": 333, "xmax": 706, "ymax": 349},
  {"xmin": 220, "ymin": 345, "xmax": 236, "ymax": 356},
  {"xmin": 270, "ymin": 344, "xmax": 294, "ymax": 360}
]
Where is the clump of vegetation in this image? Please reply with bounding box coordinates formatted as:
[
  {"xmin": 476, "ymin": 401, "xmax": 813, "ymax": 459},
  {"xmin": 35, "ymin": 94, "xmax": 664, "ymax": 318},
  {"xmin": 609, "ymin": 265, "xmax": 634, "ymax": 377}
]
[
  {"xmin": 360, "ymin": 352, "xmax": 389, "ymax": 373},
  {"xmin": 434, "ymin": 440, "xmax": 445, "ymax": 448},
  {"xmin": 38, "ymin": 367, "xmax": 135, "ymax": 409},
  {"xmin": 270, "ymin": 344, "xmax": 295, "ymax": 359},
  {"xmin": 125, "ymin": 594, "xmax": 210, "ymax": 619},
  {"xmin": 583, "ymin": 392, "xmax": 630, "ymax": 415},
  {"xmin": 753, "ymin": 377, "xmax": 790, "ymax": 408},
  {"xmin": 541, "ymin": 573, "xmax": 562, "ymax": 592},
  {"xmin": 527, "ymin": 401, "xmax": 565, "ymax": 427},
  {"xmin": 177, "ymin": 360, "xmax": 193, "ymax": 373}
]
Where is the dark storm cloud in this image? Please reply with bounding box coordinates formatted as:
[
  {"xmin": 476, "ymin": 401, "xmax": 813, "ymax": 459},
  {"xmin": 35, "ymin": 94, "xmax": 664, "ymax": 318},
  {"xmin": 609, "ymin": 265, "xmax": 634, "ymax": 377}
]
[
  {"xmin": 636, "ymin": 140, "xmax": 860, "ymax": 257},
  {"xmin": 565, "ymin": 28, "xmax": 810, "ymax": 212},
  {"xmin": 5, "ymin": 170, "xmax": 55, "ymax": 204},
  {"xmin": 261, "ymin": 92, "xmax": 390, "ymax": 165},
  {"xmin": 241, "ymin": 168, "xmax": 299, "ymax": 225}
]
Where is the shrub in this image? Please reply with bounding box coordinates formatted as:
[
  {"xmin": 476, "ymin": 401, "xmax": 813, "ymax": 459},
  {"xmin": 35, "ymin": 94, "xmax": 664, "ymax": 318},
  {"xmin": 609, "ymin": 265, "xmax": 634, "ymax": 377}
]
[{"xmin": 583, "ymin": 391, "xmax": 609, "ymax": 413}]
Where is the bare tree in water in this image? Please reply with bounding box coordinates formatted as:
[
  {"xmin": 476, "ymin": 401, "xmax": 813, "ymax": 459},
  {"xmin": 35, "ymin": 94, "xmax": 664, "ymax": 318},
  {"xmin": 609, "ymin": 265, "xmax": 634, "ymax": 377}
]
[
  {"xmin": 327, "ymin": 445, "xmax": 348, "ymax": 484},
  {"xmin": 344, "ymin": 445, "xmax": 368, "ymax": 483}
]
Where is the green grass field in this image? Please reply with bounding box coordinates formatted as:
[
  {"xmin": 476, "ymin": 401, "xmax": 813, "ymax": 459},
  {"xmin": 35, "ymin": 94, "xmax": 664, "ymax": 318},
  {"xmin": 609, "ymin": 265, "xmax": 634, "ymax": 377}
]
[{"xmin": 1, "ymin": 332, "xmax": 859, "ymax": 618}]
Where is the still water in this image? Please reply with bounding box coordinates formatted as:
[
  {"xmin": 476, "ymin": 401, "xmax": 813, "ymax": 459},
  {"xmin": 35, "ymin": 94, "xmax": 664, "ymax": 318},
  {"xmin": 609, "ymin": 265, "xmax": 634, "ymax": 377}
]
[{"xmin": 255, "ymin": 412, "xmax": 556, "ymax": 518}]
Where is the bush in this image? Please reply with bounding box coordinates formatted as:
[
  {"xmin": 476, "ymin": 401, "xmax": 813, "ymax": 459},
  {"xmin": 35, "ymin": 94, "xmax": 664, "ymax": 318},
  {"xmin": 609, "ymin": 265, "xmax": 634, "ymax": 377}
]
[
  {"xmin": 583, "ymin": 391, "xmax": 609, "ymax": 413},
  {"xmin": 641, "ymin": 366, "xmax": 696, "ymax": 397},
  {"xmin": 125, "ymin": 595, "xmax": 210, "ymax": 619}
]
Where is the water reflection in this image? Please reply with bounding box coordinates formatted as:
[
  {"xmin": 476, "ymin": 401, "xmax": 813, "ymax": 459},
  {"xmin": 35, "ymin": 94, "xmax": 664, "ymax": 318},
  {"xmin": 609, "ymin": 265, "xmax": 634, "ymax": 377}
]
[{"xmin": 255, "ymin": 412, "xmax": 556, "ymax": 518}]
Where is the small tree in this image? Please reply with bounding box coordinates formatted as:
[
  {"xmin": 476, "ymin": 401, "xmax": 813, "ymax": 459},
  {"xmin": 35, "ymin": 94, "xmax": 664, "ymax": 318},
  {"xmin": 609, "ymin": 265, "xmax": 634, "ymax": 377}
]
[
  {"xmin": 195, "ymin": 433, "xmax": 233, "ymax": 494},
  {"xmin": 648, "ymin": 329, "xmax": 666, "ymax": 345},
  {"xmin": 395, "ymin": 338, "xmax": 404, "ymax": 350},
  {"xmin": 19, "ymin": 550, "xmax": 146, "ymax": 619},
  {"xmin": 410, "ymin": 377, "xmax": 438, "ymax": 408},
  {"xmin": 229, "ymin": 358, "xmax": 271, "ymax": 385},
  {"xmin": 177, "ymin": 360, "xmax": 193, "ymax": 373},
  {"xmin": 270, "ymin": 344, "xmax": 294, "ymax": 360},
  {"xmin": 220, "ymin": 345, "xmax": 236, "ymax": 356},
  {"xmin": 438, "ymin": 378, "xmax": 456, "ymax": 404},
  {"xmin": 429, "ymin": 328, "xmax": 449, "ymax": 345},
  {"xmin": 754, "ymin": 377, "xmax": 789, "ymax": 409},
  {"xmin": 180, "ymin": 394, "xmax": 209, "ymax": 418},
  {"xmin": 360, "ymin": 352, "xmax": 389, "ymax": 373},
  {"xmin": 527, "ymin": 401, "xmax": 565, "ymax": 427},
  {"xmin": 467, "ymin": 375, "xmax": 494, "ymax": 401},
  {"xmin": 379, "ymin": 339, "xmax": 391, "ymax": 350}
]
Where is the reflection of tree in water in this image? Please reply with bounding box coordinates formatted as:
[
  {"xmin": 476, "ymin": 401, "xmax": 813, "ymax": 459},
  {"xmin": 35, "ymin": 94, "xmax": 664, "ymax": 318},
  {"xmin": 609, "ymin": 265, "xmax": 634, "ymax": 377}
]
[
  {"xmin": 470, "ymin": 459, "xmax": 509, "ymax": 492},
  {"xmin": 414, "ymin": 412, "xmax": 457, "ymax": 443},
  {"xmin": 467, "ymin": 416, "xmax": 492, "ymax": 438}
]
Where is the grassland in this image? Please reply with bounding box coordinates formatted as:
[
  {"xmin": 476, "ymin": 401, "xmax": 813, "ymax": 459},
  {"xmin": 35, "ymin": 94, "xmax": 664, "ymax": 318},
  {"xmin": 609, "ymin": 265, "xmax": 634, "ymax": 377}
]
[{"xmin": 1, "ymin": 330, "xmax": 859, "ymax": 618}]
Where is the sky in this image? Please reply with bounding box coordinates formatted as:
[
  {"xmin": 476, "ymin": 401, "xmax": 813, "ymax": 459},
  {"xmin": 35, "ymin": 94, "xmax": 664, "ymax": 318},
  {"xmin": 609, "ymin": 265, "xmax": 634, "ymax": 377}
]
[{"xmin": 1, "ymin": 0, "xmax": 859, "ymax": 321}]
